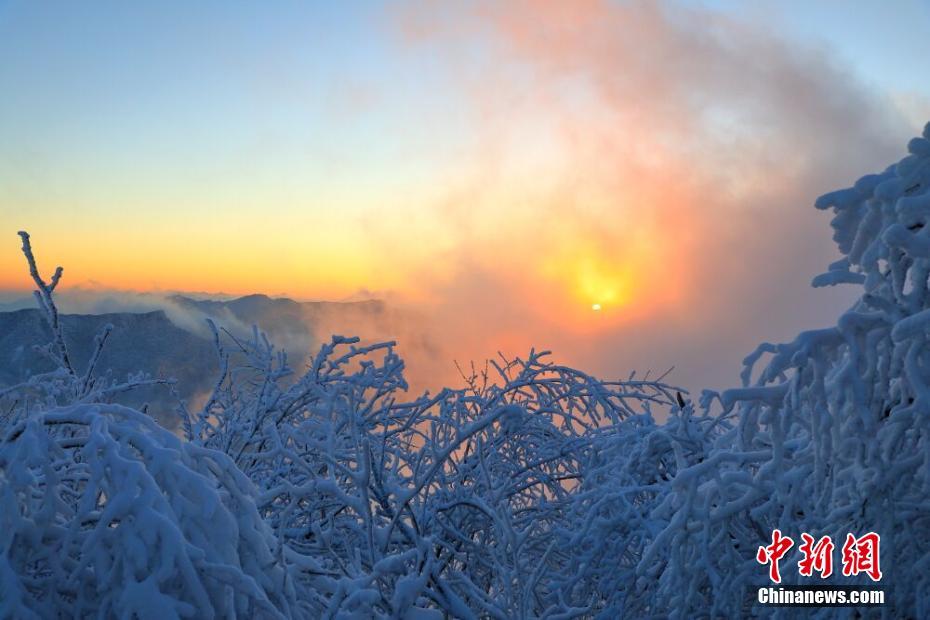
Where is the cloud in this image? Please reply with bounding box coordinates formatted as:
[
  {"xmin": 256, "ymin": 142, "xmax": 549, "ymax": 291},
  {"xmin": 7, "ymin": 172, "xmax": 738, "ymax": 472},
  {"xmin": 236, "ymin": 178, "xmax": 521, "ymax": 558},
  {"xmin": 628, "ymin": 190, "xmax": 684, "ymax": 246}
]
[{"xmin": 381, "ymin": 0, "xmax": 920, "ymax": 393}]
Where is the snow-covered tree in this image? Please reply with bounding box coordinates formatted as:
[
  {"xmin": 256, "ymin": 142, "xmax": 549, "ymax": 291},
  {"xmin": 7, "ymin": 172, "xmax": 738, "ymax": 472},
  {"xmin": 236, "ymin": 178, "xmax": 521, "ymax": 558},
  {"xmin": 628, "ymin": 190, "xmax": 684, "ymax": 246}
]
[
  {"xmin": 640, "ymin": 123, "xmax": 930, "ymax": 617},
  {"xmin": 0, "ymin": 404, "xmax": 301, "ymax": 618},
  {"xmin": 183, "ymin": 326, "xmax": 681, "ymax": 617}
]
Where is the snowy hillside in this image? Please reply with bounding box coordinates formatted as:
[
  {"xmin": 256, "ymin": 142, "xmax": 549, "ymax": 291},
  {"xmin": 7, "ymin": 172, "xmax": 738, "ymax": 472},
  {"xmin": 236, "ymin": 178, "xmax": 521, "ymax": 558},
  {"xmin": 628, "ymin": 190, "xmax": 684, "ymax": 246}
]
[{"xmin": 2, "ymin": 124, "xmax": 930, "ymax": 617}]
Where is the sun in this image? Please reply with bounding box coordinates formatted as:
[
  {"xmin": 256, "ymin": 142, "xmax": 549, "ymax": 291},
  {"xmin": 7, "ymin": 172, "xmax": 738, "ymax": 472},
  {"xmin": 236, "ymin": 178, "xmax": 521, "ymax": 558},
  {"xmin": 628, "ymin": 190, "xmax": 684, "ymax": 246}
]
[{"xmin": 591, "ymin": 303, "xmax": 602, "ymax": 311}]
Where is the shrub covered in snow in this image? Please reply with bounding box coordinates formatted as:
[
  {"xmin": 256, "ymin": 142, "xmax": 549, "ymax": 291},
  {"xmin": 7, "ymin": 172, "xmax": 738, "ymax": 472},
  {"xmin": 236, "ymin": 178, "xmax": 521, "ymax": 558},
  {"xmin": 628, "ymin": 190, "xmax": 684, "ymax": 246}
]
[
  {"xmin": 640, "ymin": 123, "xmax": 930, "ymax": 618},
  {"xmin": 2, "ymin": 124, "xmax": 930, "ymax": 617},
  {"xmin": 0, "ymin": 404, "xmax": 298, "ymax": 618},
  {"xmin": 182, "ymin": 329, "xmax": 682, "ymax": 617}
]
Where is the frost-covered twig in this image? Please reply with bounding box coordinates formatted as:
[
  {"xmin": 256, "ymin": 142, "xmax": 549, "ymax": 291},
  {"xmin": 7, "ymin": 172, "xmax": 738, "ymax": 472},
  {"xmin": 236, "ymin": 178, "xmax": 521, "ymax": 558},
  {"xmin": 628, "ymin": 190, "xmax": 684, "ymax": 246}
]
[
  {"xmin": 3, "ymin": 233, "xmax": 180, "ymax": 424},
  {"xmin": 18, "ymin": 231, "xmax": 74, "ymax": 376}
]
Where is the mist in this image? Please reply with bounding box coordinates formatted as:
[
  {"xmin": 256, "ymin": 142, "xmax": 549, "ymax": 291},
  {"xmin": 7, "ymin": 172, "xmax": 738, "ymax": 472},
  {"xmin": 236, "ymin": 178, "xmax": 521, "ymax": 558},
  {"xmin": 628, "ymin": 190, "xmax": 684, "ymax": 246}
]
[{"xmin": 376, "ymin": 0, "xmax": 919, "ymax": 394}]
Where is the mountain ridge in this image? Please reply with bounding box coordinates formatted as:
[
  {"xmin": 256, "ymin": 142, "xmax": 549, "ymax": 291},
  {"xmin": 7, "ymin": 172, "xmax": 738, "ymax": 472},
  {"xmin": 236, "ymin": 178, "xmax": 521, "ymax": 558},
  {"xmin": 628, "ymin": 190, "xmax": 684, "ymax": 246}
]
[{"xmin": 0, "ymin": 293, "xmax": 394, "ymax": 424}]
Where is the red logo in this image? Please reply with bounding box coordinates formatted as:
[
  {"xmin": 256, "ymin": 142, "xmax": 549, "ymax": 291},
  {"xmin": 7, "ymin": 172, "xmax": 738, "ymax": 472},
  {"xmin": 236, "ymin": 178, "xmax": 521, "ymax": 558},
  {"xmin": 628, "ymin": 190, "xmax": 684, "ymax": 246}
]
[
  {"xmin": 756, "ymin": 529, "xmax": 794, "ymax": 584},
  {"xmin": 841, "ymin": 532, "xmax": 882, "ymax": 582},
  {"xmin": 758, "ymin": 531, "xmax": 880, "ymax": 583},
  {"xmin": 798, "ymin": 533, "xmax": 834, "ymax": 578}
]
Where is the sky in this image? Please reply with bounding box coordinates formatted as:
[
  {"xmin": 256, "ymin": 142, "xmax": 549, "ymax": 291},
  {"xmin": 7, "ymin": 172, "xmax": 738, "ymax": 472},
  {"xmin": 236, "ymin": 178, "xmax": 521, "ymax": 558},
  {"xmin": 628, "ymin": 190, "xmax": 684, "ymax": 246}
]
[{"xmin": 1, "ymin": 0, "xmax": 929, "ymax": 395}]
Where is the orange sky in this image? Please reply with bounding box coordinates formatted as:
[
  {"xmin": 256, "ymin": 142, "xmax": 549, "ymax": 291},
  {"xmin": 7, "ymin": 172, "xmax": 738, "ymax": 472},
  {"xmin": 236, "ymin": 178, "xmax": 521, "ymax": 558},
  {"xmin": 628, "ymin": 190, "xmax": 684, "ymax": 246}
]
[{"xmin": 2, "ymin": 0, "xmax": 926, "ymax": 392}]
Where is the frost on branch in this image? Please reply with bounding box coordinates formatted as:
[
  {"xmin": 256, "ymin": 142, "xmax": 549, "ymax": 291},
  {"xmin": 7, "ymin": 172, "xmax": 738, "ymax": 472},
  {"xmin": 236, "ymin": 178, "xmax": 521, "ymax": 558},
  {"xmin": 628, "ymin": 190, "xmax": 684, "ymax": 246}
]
[
  {"xmin": 1, "ymin": 233, "xmax": 173, "ymax": 425},
  {"xmin": 184, "ymin": 330, "xmax": 685, "ymax": 617},
  {"xmin": 641, "ymin": 123, "xmax": 930, "ymax": 617},
  {"xmin": 0, "ymin": 404, "xmax": 298, "ymax": 618}
]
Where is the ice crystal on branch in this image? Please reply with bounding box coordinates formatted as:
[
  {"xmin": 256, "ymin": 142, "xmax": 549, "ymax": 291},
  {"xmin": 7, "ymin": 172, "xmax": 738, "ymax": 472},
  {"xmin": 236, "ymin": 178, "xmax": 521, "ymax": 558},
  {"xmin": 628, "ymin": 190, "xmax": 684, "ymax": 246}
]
[{"xmin": 642, "ymin": 123, "xmax": 930, "ymax": 617}]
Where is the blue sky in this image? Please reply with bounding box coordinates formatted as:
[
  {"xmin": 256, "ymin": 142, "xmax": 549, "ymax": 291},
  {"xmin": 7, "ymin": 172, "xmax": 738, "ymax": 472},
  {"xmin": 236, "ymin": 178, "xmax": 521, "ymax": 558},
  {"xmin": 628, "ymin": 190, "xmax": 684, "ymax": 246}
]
[
  {"xmin": 1, "ymin": 0, "xmax": 927, "ymax": 392},
  {"xmin": 2, "ymin": 0, "xmax": 926, "ymax": 229}
]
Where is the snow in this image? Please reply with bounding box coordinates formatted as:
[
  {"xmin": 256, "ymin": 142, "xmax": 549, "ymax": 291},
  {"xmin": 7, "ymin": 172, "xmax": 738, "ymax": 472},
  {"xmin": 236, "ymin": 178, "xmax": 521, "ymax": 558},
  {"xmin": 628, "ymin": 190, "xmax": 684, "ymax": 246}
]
[
  {"xmin": 0, "ymin": 404, "xmax": 297, "ymax": 618},
  {"xmin": 2, "ymin": 123, "xmax": 930, "ymax": 616}
]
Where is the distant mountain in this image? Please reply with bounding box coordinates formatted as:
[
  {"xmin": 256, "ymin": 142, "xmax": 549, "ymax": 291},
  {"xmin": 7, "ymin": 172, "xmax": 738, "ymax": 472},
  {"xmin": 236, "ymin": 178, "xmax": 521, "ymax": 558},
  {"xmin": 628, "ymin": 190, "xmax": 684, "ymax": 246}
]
[
  {"xmin": 0, "ymin": 294, "xmax": 396, "ymax": 426},
  {"xmin": 169, "ymin": 294, "xmax": 388, "ymax": 354},
  {"xmin": 0, "ymin": 308, "xmax": 216, "ymax": 425}
]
